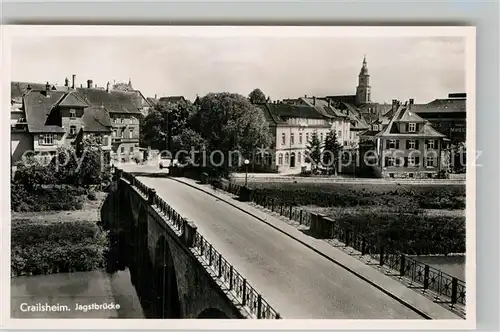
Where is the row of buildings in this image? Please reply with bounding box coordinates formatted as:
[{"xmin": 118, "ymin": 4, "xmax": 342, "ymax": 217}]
[
  {"xmin": 10, "ymin": 57, "xmax": 466, "ymax": 178},
  {"xmin": 246, "ymin": 56, "xmax": 466, "ymax": 178},
  {"xmin": 11, "ymin": 76, "xmax": 153, "ymax": 165}
]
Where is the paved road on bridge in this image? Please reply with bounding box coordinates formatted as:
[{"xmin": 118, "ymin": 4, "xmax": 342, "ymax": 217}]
[{"xmin": 137, "ymin": 176, "xmax": 424, "ymax": 319}]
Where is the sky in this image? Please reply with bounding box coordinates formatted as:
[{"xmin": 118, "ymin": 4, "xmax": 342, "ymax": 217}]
[{"xmin": 11, "ymin": 36, "xmax": 465, "ymax": 104}]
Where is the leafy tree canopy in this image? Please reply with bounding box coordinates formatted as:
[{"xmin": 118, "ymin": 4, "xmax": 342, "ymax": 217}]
[
  {"xmin": 140, "ymin": 101, "xmax": 197, "ymax": 151},
  {"xmin": 248, "ymin": 88, "xmax": 267, "ymax": 104},
  {"xmin": 305, "ymin": 131, "xmax": 322, "ymax": 169},
  {"xmin": 191, "ymin": 92, "xmax": 272, "ymax": 163},
  {"xmin": 322, "ymin": 130, "xmax": 343, "ymax": 174}
]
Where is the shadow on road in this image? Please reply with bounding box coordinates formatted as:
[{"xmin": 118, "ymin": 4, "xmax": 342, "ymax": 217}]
[{"xmin": 126, "ymin": 172, "xmax": 170, "ymax": 178}]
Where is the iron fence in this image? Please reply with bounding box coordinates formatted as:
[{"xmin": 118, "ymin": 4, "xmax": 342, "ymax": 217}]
[
  {"xmin": 193, "ymin": 233, "xmax": 281, "ymax": 319},
  {"xmin": 223, "ymin": 180, "xmax": 466, "ymax": 307},
  {"xmin": 118, "ymin": 169, "xmax": 281, "ymax": 319}
]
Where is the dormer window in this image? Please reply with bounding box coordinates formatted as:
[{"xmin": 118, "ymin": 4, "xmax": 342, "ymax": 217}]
[
  {"xmin": 69, "ymin": 125, "xmax": 77, "ymax": 135},
  {"xmin": 70, "ymin": 109, "xmax": 76, "ymax": 119},
  {"xmin": 408, "ymin": 123, "xmax": 416, "ymax": 132}
]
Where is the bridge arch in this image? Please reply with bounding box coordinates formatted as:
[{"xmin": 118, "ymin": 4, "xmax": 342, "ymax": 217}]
[
  {"xmin": 153, "ymin": 235, "xmax": 182, "ymax": 318},
  {"xmin": 197, "ymin": 308, "xmax": 230, "ymax": 319}
]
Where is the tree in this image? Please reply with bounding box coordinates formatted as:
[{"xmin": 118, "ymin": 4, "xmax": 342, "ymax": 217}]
[
  {"xmin": 171, "ymin": 128, "xmax": 207, "ymax": 163},
  {"xmin": 140, "ymin": 100, "xmax": 196, "ymax": 151},
  {"xmin": 305, "ymin": 131, "xmax": 322, "ymax": 171},
  {"xmin": 190, "ymin": 92, "xmax": 272, "ymax": 169},
  {"xmin": 248, "ymin": 88, "xmax": 267, "ymax": 104},
  {"xmin": 322, "ymin": 130, "xmax": 343, "ymax": 175},
  {"xmin": 112, "ymin": 81, "xmax": 134, "ymax": 92}
]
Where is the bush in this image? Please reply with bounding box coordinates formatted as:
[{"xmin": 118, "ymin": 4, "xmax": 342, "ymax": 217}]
[
  {"xmin": 11, "ymin": 185, "xmax": 86, "ymax": 212},
  {"xmin": 11, "ymin": 220, "xmax": 109, "ymax": 276},
  {"xmin": 332, "ymin": 211, "xmax": 465, "ymax": 255},
  {"xmin": 249, "ymin": 183, "xmax": 465, "ymax": 210}
]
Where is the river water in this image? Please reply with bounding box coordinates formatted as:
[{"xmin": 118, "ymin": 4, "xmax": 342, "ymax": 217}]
[
  {"xmin": 410, "ymin": 255, "xmax": 465, "ymax": 280},
  {"xmin": 11, "ymin": 268, "xmax": 144, "ymax": 318}
]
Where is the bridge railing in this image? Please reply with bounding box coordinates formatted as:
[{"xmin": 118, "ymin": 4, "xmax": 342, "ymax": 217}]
[
  {"xmin": 193, "ymin": 232, "xmax": 280, "ymax": 319},
  {"xmin": 218, "ymin": 181, "xmax": 465, "ymax": 308},
  {"xmin": 118, "ymin": 169, "xmax": 281, "ymax": 319}
]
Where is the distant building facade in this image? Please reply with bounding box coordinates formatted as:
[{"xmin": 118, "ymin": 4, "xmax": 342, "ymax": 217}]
[
  {"xmin": 359, "ymin": 99, "xmax": 447, "ymax": 179},
  {"xmin": 10, "ymin": 76, "xmax": 149, "ymax": 164}
]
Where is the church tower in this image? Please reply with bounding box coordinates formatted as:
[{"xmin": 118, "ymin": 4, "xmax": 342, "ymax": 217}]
[{"xmin": 356, "ymin": 55, "xmax": 371, "ymax": 105}]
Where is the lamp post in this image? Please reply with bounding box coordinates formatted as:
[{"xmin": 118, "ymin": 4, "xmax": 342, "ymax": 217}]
[{"xmin": 244, "ymin": 159, "xmax": 250, "ymax": 187}]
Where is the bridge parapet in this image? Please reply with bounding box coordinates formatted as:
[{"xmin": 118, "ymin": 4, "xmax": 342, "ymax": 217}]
[{"xmin": 116, "ymin": 168, "xmax": 281, "ymax": 319}]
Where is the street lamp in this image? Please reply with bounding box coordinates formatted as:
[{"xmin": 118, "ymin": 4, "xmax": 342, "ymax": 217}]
[{"xmin": 244, "ymin": 159, "xmax": 250, "ymax": 187}]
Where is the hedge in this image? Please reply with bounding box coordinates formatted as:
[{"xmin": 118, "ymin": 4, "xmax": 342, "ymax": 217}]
[
  {"xmin": 11, "ymin": 184, "xmax": 86, "ymax": 212},
  {"xmin": 11, "ymin": 220, "xmax": 109, "ymax": 276},
  {"xmin": 332, "ymin": 211, "xmax": 466, "ymax": 255},
  {"xmin": 250, "ymin": 183, "xmax": 465, "ymax": 210},
  {"xmin": 11, "ymin": 220, "xmax": 100, "ymax": 246}
]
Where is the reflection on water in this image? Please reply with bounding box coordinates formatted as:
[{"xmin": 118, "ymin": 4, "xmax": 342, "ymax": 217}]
[
  {"xmin": 108, "ymin": 268, "xmax": 144, "ymax": 318},
  {"xmin": 411, "ymin": 255, "xmax": 465, "ymax": 280}
]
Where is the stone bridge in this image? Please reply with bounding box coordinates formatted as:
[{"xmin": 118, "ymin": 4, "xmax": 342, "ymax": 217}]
[{"xmin": 100, "ymin": 169, "xmax": 280, "ymax": 319}]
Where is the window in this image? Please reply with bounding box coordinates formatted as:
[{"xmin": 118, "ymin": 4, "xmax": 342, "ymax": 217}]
[
  {"xmin": 408, "ymin": 157, "xmax": 416, "ymax": 167},
  {"xmin": 278, "ymin": 153, "xmax": 283, "ymax": 165},
  {"xmin": 387, "ymin": 139, "xmax": 399, "ymax": 149},
  {"xmin": 291, "ymin": 133, "xmax": 295, "ymax": 145},
  {"xmin": 338, "ymin": 130, "xmax": 341, "ymax": 138},
  {"xmin": 320, "ymin": 133, "xmax": 324, "ymax": 142},
  {"xmin": 344, "ymin": 141, "xmax": 348, "ymax": 146},
  {"xmin": 408, "ymin": 123, "xmax": 416, "ymax": 132},
  {"xmin": 69, "ymin": 109, "xmax": 76, "ymax": 119},
  {"xmin": 426, "ymin": 156, "xmax": 435, "ymax": 167},
  {"xmin": 298, "ymin": 151, "xmax": 301, "ymax": 163},
  {"xmin": 112, "ymin": 130, "xmax": 117, "ymax": 137},
  {"xmin": 40, "ymin": 134, "xmax": 54, "ymax": 145},
  {"xmin": 409, "ymin": 173, "xmax": 414, "ymax": 178},
  {"xmin": 385, "ymin": 157, "xmax": 395, "ymax": 167},
  {"xmin": 299, "ymin": 133, "xmax": 303, "ymax": 144},
  {"xmin": 408, "ymin": 140, "xmax": 416, "ymax": 149},
  {"xmin": 129, "ymin": 128, "xmax": 134, "ymax": 138},
  {"xmin": 69, "ymin": 125, "xmax": 77, "ymax": 135},
  {"xmin": 282, "ymin": 133, "xmax": 286, "ymax": 145},
  {"xmin": 389, "ymin": 173, "xmax": 394, "ymax": 178},
  {"xmin": 306, "ymin": 133, "xmax": 309, "ymax": 143},
  {"xmin": 103, "ymin": 136, "xmax": 109, "ymax": 146},
  {"xmin": 427, "ymin": 173, "xmax": 433, "ymax": 178},
  {"xmin": 427, "ymin": 140, "xmax": 435, "ymax": 149},
  {"xmin": 285, "ymin": 153, "xmax": 289, "ymax": 165},
  {"xmin": 255, "ymin": 153, "xmax": 262, "ymax": 165},
  {"xmin": 130, "ymin": 146, "xmax": 134, "ymax": 153},
  {"xmin": 120, "ymin": 146, "xmax": 125, "ymax": 153}
]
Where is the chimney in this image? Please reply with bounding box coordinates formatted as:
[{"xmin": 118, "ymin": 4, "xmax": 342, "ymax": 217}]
[
  {"xmin": 106, "ymin": 82, "xmax": 110, "ymax": 92},
  {"xmin": 304, "ymin": 94, "xmax": 307, "ymax": 98},
  {"xmin": 313, "ymin": 96, "xmax": 316, "ymax": 106},
  {"xmin": 64, "ymin": 77, "xmax": 69, "ymax": 87},
  {"xmin": 94, "ymin": 84, "xmax": 97, "ymax": 88},
  {"xmin": 409, "ymin": 98, "xmax": 414, "ymax": 105},
  {"xmin": 154, "ymin": 94, "xmax": 157, "ymax": 99},
  {"xmin": 72, "ymin": 74, "xmax": 76, "ymax": 89},
  {"xmin": 80, "ymin": 84, "xmax": 83, "ymax": 88},
  {"xmin": 87, "ymin": 79, "xmax": 93, "ymax": 88},
  {"xmin": 392, "ymin": 99, "xmax": 398, "ymax": 112},
  {"xmin": 26, "ymin": 84, "xmax": 32, "ymax": 92}
]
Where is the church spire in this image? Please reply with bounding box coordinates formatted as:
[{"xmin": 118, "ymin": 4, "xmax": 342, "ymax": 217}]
[
  {"xmin": 356, "ymin": 55, "xmax": 371, "ymax": 105},
  {"xmin": 360, "ymin": 54, "xmax": 369, "ymax": 75}
]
